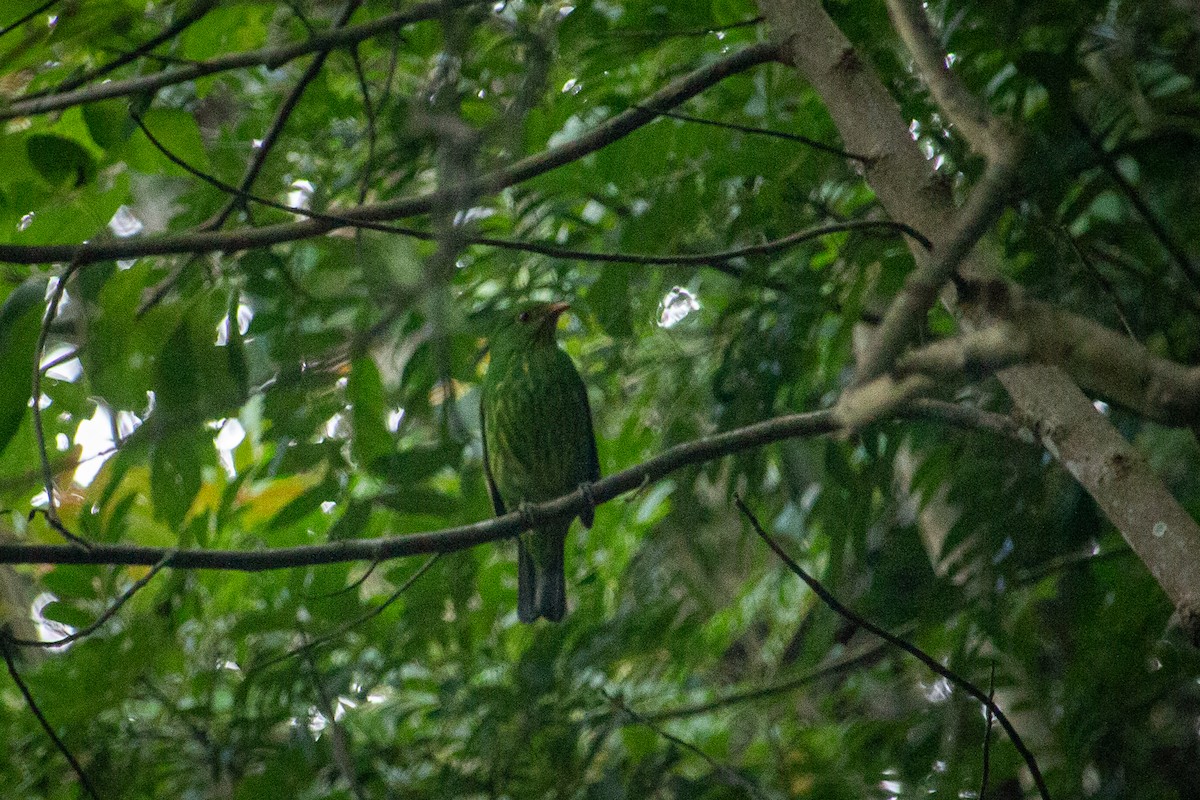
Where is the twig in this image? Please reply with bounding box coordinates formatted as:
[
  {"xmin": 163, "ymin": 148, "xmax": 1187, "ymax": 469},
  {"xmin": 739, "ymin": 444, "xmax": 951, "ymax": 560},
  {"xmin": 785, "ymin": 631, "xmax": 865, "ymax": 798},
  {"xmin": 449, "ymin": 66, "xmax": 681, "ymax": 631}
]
[
  {"xmin": 897, "ymin": 399, "xmax": 1026, "ymax": 441},
  {"xmin": 202, "ymin": 0, "xmax": 365, "ymax": 231},
  {"xmin": 603, "ymin": 16, "xmax": 763, "ymax": 40},
  {"xmin": 1064, "ymin": 233, "xmax": 1136, "ymax": 339},
  {"xmin": 1072, "ymin": 113, "xmax": 1200, "ymax": 294},
  {"xmin": 309, "ymin": 556, "xmax": 382, "ymax": 600},
  {"xmin": 132, "ymin": 110, "xmax": 922, "ymax": 286},
  {"xmin": 0, "ymin": 0, "xmax": 484, "ymax": 121},
  {"xmin": 301, "ymin": 638, "xmax": 367, "ymax": 800},
  {"xmin": 885, "ymin": 0, "xmax": 1002, "ymax": 159},
  {"xmin": 1, "ymin": 635, "xmax": 101, "ymax": 799},
  {"xmin": 980, "ymin": 662, "xmax": 995, "ymax": 800},
  {"xmin": 25, "ymin": 0, "xmax": 216, "ymax": 99},
  {"xmin": 249, "ymin": 554, "xmax": 440, "ymax": 674},
  {"xmin": 349, "ymin": 43, "xmax": 378, "ymax": 205},
  {"xmin": 7, "ymin": 550, "xmax": 177, "ymax": 648},
  {"xmin": 852, "ymin": 152, "xmax": 1019, "ymax": 386},
  {"xmin": 646, "ymin": 107, "xmax": 867, "ymax": 161},
  {"xmin": 0, "ymin": 0, "xmax": 59, "ymax": 39},
  {"xmin": 645, "ymin": 632, "xmax": 897, "ymax": 721},
  {"xmin": 0, "ymin": 41, "xmax": 782, "ymax": 267},
  {"xmin": 734, "ymin": 495, "xmax": 1050, "ymax": 800},
  {"xmin": 31, "ymin": 259, "xmax": 89, "ymax": 548},
  {"xmin": 852, "ymin": 0, "xmax": 1021, "ymax": 386},
  {"xmin": 601, "ymin": 687, "xmax": 771, "ymax": 800}
]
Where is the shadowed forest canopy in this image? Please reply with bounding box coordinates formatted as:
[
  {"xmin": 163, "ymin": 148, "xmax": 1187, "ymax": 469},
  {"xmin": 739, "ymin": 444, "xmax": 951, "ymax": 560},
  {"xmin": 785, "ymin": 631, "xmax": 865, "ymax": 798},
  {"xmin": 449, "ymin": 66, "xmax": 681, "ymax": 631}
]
[{"xmin": 1, "ymin": 0, "xmax": 1199, "ymax": 797}]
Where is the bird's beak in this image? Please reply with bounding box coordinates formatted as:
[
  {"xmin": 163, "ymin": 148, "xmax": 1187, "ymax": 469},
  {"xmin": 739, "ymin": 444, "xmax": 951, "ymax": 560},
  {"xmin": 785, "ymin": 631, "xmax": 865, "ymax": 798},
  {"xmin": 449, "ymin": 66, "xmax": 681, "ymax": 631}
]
[{"xmin": 545, "ymin": 302, "xmax": 571, "ymax": 326}]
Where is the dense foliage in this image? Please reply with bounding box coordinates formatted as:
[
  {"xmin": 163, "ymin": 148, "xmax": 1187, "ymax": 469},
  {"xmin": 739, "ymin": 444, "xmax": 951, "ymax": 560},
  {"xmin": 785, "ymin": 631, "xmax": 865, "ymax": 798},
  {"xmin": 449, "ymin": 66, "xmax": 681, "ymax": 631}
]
[{"xmin": 1, "ymin": 1, "xmax": 1199, "ymax": 798}]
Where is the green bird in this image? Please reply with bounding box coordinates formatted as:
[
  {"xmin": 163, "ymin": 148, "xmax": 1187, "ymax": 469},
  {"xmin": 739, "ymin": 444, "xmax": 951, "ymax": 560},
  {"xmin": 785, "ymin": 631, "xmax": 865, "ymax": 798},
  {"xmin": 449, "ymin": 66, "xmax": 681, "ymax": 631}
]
[{"xmin": 480, "ymin": 301, "xmax": 601, "ymax": 623}]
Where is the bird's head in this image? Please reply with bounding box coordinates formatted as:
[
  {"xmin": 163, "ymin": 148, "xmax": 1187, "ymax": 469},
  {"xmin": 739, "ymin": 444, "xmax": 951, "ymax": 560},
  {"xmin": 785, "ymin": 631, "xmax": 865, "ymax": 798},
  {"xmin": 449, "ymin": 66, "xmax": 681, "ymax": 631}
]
[{"xmin": 490, "ymin": 301, "xmax": 572, "ymax": 355}]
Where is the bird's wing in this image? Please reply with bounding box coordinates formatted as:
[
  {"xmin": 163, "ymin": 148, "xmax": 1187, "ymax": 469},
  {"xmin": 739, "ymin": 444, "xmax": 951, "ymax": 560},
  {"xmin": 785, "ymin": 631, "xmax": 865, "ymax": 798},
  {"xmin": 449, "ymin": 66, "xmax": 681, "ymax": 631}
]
[
  {"xmin": 576, "ymin": 371, "xmax": 600, "ymax": 529},
  {"xmin": 479, "ymin": 392, "xmax": 506, "ymax": 516},
  {"xmin": 579, "ymin": 379, "xmax": 600, "ymax": 483}
]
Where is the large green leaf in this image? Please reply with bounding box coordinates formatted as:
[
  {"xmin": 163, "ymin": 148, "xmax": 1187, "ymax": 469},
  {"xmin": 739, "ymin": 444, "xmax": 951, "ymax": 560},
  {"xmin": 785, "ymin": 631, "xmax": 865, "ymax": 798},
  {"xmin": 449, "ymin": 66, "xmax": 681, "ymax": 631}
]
[{"xmin": 0, "ymin": 280, "xmax": 46, "ymax": 455}]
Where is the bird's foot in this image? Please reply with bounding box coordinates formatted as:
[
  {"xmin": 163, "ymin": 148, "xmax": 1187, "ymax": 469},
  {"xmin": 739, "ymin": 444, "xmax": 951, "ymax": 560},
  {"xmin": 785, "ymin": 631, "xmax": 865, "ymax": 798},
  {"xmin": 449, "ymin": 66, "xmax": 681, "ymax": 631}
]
[{"xmin": 516, "ymin": 501, "xmax": 537, "ymax": 530}]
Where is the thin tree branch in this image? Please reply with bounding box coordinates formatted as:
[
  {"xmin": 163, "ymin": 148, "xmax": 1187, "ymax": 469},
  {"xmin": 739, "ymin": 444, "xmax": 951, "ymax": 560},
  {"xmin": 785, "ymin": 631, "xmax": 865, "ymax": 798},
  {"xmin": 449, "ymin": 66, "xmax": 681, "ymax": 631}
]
[
  {"xmin": 1072, "ymin": 113, "xmax": 1200, "ymax": 293},
  {"xmin": 0, "ymin": 0, "xmax": 483, "ymax": 121},
  {"xmin": 134, "ymin": 112, "xmax": 928, "ymax": 284},
  {"xmin": 25, "ymin": 0, "xmax": 217, "ymax": 99},
  {"xmin": 0, "ymin": 0, "xmax": 60, "ymax": 40},
  {"xmin": 980, "ymin": 663, "xmax": 995, "ymax": 800},
  {"xmin": 851, "ymin": 152, "xmax": 1019, "ymax": 386},
  {"xmin": 645, "ymin": 107, "xmax": 867, "ymax": 161},
  {"xmin": 893, "ymin": 324, "xmax": 1029, "ymax": 379},
  {"xmin": 601, "ymin": 687, "xmax": 770, "ymax": 800},
  {"xmin": 301, "ymin": 640, "xmax": 367, "ymax": 800},
  {"xmin": 1062, "ymin": 226, "xmax": 1136, "ymax": 339},
  {"xmin": 7, "ymin": 551, "xmax": 177, "ymax": 648},
  {"xmin": 898, "ymin": 399, "xmax": 1026, "ymax": 441},
  {"xmin": 735, "ymin": 496, "xmax": 1050, "ymax": 800},
  {"xmin": 249, "ymin": 554, "xmax": 440, "ymax": 673},
  {"xmin": 885, "ymin": 0, "xmax": 1002, "ymax": 159},
  {"xmin": 1, "ymin": 636, "xmax": 101, "ymax": 800},
  {"xmin": 0, "ymin": 396, "xmax": 1029, "ymax": 571},
  {"xmin": 646, "ymin": 632, "xmax": 898, "ymax": 721},
  {"xmin": 32, "ymin": 260, "xmax": 89, "ymax": 548},
  {"xmin": 349, "ymin": 43, "xmax": 379, "ymax": 206},
  {"xmin": 648, "ymin": 527, "xmax": 1121, "ymax": 725},
  {"xmin": 604, "ymin": 16, "xmax": 764, "ymax": 40},
  {"xmin": 0, "ymin": 409, "xmax": 837, "ymax": 570},
  {"xmin": 202, "ymin": 0, "xmax": 364, "ymax": 231},
  {"xmin": 0, "ymin": 41, "xmax": 782, "ymax": 267}
]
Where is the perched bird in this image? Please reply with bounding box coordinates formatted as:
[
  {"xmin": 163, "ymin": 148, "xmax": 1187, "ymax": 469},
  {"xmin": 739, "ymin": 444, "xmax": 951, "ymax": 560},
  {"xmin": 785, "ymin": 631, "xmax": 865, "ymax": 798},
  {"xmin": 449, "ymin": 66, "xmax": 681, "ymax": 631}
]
[{"xmin": 480, "ymin": 301, "xmax": 600, "ymax": 622}]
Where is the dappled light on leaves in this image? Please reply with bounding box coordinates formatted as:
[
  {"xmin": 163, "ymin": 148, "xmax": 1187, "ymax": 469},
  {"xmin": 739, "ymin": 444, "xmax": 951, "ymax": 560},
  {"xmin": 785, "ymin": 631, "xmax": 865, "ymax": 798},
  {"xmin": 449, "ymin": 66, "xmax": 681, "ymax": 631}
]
[{"xmin": 0, "ymin": 0, "xmax": 1195, "ymax": 798}]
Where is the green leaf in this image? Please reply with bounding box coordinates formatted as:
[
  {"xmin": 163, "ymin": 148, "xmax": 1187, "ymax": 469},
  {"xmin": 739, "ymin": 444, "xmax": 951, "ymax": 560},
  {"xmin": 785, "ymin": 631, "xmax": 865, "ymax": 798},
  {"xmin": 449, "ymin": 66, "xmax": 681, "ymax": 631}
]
[
  {"xmin": 0, "ymin": 280, "xmax": 46, "ymax": 456},
  {"xmin": 267, "ymin": 475, "xmax": 339, "ymax": 531},
  {"xmin": 83, "ymin": 100, "xmax": 134, "ymax": 149},
  {"xmin": 328, "ymin": 498, "xmax": 372, "ymax": 541},
  {"xmin": 26, "ymin": 134, "xmax": 96, "ymax": 187},
  {"xmin": 120, "ymin": 108, "xmax": 211, "ymax": 175},
  {"xmin": 150, "ymin": 429, "xmax": 206, "ymax": 529},
  {"xmin": 370, "ymin": 443, "xmax": 460, "ymax": 484},
  {"xmin": 154, "ymin": 291, "xmax": 248, "ymax": 419},
  {"xmin": 587, "ymin": 264, "xmax": 635, "ymax": 338},
  {"xmin": 347, "ymin": 357, "xmax": 393, "ymax": 468},
  {"xmin": 39, "ymin": 600, "xmax": 95, "ymax": 629},
  {"xmin": 374, "ymin": 486, "xmax": 459, "ymax": 515}
]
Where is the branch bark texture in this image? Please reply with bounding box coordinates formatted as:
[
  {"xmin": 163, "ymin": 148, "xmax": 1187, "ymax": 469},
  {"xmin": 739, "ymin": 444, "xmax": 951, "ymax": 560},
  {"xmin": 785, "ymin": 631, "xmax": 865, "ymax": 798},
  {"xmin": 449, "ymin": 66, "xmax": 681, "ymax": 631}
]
[{"xmin": 758, "ymin": 0, "xmax": 1200, "ymax": 627}]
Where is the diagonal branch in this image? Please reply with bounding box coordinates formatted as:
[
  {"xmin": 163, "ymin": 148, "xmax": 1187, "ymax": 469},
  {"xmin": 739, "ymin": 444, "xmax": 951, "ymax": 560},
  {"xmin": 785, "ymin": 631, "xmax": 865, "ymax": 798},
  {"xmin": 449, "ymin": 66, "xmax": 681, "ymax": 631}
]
[
  {"xmin": 201, "ymin": 0, "xmax": 364, "ymax": 231},
  {"xmin": 601, "ymin": 688, "xmax": 770, "ymax": 800},
  {"xmin": 884, "ymin": 0, "xmax": 1007, "ymax": 159},
  {"xmin": 759, "ymin": 0, "xmax": 1200, "ymax": 638},
  {"xmin": 7, "ymin": 551, "xmax": 177, "ymax": 648},
  {"xmin": 736, "ymin": 496, "xmax": 1049, "ymax": 800},
  {"xmin": 25, "ymin": 0, "xmax": 217, "ymax": 99},
  {"xmin": 0, "ymin": 41, "xmax": 782, "ymax": 267},
  {"xmin": 132, "ymin": 109, "xmax": 924, "ymax": 292},
  {"xmin": 0, "ymin": 0, "xmax": 484, "ymax": 122},
  {"xmin": 1, "ymin": 637, "xmax": 100, "ymax": 799},
  {"xmin": 0, "ymin": 0, "xmax": 60, "ymax": 40},
  {"xmin": 850, "ymin": 105, "xmax": 1020, "ymax": 387},
  {"xmin": 644, "ymin": 107, "xmax": 866, "ymax": 161}
]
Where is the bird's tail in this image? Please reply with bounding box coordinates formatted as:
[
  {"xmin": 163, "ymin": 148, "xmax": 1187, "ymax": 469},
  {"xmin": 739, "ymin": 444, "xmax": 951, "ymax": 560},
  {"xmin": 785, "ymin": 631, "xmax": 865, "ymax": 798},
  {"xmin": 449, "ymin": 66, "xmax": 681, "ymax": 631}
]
[{"xmin": 517, "ymin": 533, "xmax": 566, "ymax": 623}]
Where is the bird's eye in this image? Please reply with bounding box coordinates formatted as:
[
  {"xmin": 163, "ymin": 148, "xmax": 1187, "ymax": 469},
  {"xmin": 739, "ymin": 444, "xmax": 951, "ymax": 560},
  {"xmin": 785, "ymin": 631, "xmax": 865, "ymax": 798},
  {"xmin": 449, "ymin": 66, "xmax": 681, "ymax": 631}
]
[{"xmin": 517, "ymin": 311, "xmax": 531, "ymax": 323}]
